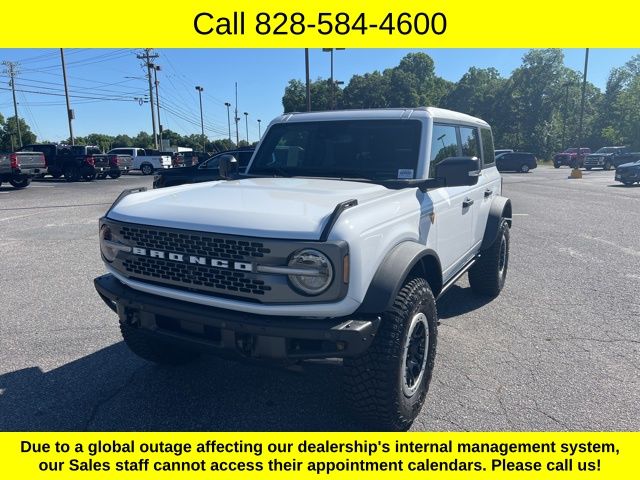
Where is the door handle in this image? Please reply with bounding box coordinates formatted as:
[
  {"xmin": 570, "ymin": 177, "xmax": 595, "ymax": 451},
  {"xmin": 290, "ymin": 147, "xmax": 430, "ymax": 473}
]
[
  {"xmin": 463, "ymin": 198, "xmax": 474, "ymax": 208},
  {"xmin": 484, "ymin": 189, "xmax": 493, "ymax": 198}
]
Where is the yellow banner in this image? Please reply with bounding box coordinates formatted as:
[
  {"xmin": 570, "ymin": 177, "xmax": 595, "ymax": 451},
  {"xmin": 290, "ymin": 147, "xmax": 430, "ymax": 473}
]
[
  {"xmin": 0, "ymin": 1, "xmax": 639, "ymax": 47},
  {"xmin": 1, "ymin": 432, "xmax": 638, "ymax": 479}
]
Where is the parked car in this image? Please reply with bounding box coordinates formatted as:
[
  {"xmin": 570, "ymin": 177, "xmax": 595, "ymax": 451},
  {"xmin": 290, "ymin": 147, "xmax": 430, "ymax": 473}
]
[
  {"xmin": 152, "ymin": 148, "xmax": 255, "ymax": 189},
  {"xmin": 95, "ymin": 108, "xmax": 512, "ymax": 430},
  {"xmin": 179, "ymin": 151, "xmax": 210, "ymax": 167},
  {"xmin": 615, "ymin": 159, "xmax": 640, "ymax": 186},
  {"xmin": 496, "ymin": 152, "xmax": 537, "ymax": 173},
  {"xmin": 19, "ymin": 143, "xmax": 96, "ymax": 181},
  {"xmin": 106, "ymin": 148, "xmax": 172, "ymax": 175},
  {"xmin": 583, "ymin": 146, "xmax": 639, "ymax": 170},
  {"xmin": 95, "ymin": 153, "xmax": 133, "ymax": 179},
  {"xmin": 553, "ymin": 147, "xmax": 591, "ymax": 168},
  {"xmin": 0, "ymin": 150, "xmax": 46, "ymax": 188},
  {"xmin": 494, "ymin": 149, "xmax": 514, "ymax": 156}
]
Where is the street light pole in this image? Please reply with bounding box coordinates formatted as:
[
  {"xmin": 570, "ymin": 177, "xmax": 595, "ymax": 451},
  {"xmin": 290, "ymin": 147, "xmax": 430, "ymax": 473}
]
[
  {"xmin": 322, "ymin": 48, "xmax": 344, "ymax": 110},
  {"xmin": 570, "ymin": 48, "xmax": 589, "ymax": 180},
  {"xmin": 257, "ymin": 119, "xmax": 262, "ymax": 139},
  {"xmin": 244, "ymin": 112, "xmax": 249, "ymax": 144},
  {"xmin": 305, "ymin": 49, "xmax": 311, "ymax": 112},
  {"xmin": 224, "ymin": 102, "xmax": 232, "ymax": 141},
  {"xmin": 195, "ymin": 86, "xmax": 205, "ymax": 152},
  {"xmin": 561, "ymin": 81, "xmax": 571, "ymax": 150}
]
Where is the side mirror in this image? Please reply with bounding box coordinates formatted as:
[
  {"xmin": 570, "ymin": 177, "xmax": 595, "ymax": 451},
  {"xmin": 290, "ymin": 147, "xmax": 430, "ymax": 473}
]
[
  {"xmin": 435, "ymin": 156, "xmax": 481, "ymax": 187},
  {"xmin": 218, "ymin": 154, "xmax": 239, "ymax": 179}
]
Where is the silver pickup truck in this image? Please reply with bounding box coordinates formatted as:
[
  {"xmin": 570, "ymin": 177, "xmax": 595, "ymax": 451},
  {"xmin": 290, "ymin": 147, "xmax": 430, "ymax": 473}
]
[{"xmin": 0, "ymin": 151, "xmax": 46, "ymax": 189}]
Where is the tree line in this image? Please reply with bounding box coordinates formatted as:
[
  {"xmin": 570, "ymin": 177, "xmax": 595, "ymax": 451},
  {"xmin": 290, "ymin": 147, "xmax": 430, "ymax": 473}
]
[{"xmin": 282, "ymin": 49, "xmax": 640, "ymax": 159}]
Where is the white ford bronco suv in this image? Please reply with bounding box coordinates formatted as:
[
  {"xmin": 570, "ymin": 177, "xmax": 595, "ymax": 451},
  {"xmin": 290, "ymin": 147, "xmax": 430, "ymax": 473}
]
[{"xmin": 95, "ymin": 108, "xmax": 512, "ymax": 430}]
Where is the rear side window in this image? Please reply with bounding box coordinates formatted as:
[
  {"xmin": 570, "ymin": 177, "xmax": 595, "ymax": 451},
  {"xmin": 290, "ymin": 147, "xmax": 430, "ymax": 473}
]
[
  {"xmin": 480, "ymin": 128, "xmax": 495, "ymax": 167},
  {"xmin": 459, "ymin": 127, "xmax": 480, "ymax": 158},
  {"xmin": 429, "ymin": 124, "xmax": 459, "ymax": 177}
]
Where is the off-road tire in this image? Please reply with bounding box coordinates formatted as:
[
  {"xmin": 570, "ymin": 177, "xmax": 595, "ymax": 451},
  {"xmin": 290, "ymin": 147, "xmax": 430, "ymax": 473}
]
[
  {"xmin": 343, "ymin": 277, "xmax": 438, "ymax": 431},
  {"xmin": 108, "ymin": 172, "xmax": 121, "ymax": 179},
  {"xmin": 9, "ymin": 177, "xmax": 31, "ymax": 189},
  {"xmin": 83, "ymin": 173, "xmax": 96, "ymax": 182},
  {"xmin": 140, "ymin": 163, "xmax": 154, "ymax": 175},
  {"xmin": 469, "ymin": 220, "xmax": 510, "ymax": 297},
  {"xmin": 553, "ymin": 163, "xmax": 560, "ymax": 169},
  {"xmin": 120, "ymin": 322, "xmax": 200, "ymax": 365},
  {"xmin": 96, "ymin": 173, "xmax": 107, "ymax": 180}
]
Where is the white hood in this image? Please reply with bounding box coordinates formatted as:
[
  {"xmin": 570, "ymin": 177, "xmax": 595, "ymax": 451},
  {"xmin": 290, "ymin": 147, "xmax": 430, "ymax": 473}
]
[{"xmin": 107, "ymin": 177, "xmax": 391, "ymax": 239}]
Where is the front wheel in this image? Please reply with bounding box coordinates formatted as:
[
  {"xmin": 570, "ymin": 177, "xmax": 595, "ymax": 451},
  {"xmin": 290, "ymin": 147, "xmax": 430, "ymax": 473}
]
[
  {"xmin": 9, "ymin": 176, "xmax": 31, "ymax": 189},
  {"xmin": 622, "ymin": 180, "xmax": 635, "ymax": 186},
  {"xmin": 604, "ymin": 161, "xmax": 612, "ymax": 171},
  {"xmin": 520, "ymin": 164, "xmax": 530, "ymax": 173},
  {"xmin": 140, "ymin": 164, "xmax": 154, "ymax": 175},
  {"xmin": 553, "ymin": 163, "xmax": 560, "ymax": 169},
  {"xmin": 343, "ymin": 277, "xmax": 438, "ymax": 431},
  {"xmin": 469, "ymin": 220, "xmax": 510, "ymax": 297}
]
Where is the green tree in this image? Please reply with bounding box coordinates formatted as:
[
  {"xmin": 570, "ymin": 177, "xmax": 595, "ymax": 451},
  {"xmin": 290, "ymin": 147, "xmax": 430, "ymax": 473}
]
[{"xmin": 0, "ymin": 116, "xmax": 37, "ymax": 151}]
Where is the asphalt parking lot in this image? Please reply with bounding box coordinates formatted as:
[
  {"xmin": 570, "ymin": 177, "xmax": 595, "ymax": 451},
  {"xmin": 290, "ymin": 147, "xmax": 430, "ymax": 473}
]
[{"xmin": 0, "ymin": 167, "xmax": 638, "ymax": 431}]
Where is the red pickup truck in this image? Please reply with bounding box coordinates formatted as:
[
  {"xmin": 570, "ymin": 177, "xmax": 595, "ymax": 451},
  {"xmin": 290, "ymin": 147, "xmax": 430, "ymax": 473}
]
[{"xmin": 553, "ymin": 147, "xmax": 591, "ymax": 168}]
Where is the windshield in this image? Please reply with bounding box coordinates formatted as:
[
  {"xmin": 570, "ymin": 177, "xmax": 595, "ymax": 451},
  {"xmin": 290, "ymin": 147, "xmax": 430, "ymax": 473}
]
[
  {"xmin": 249, "ymin": 120, "xmax": 422, "ymax": 180},
  {"xmin": 596, "ymin": 147, "xmax": 620, "ymax": 154}
]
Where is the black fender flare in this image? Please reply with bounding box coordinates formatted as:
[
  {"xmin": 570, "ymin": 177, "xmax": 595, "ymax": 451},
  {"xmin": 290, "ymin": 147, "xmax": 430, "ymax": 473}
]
[
  {"xmin": 356, "ymin": 242, "xmax": 443, "ymax": 314},
  {"xmin": 481, "ymin": 195, "xmax": 512, "ymax": 250}
]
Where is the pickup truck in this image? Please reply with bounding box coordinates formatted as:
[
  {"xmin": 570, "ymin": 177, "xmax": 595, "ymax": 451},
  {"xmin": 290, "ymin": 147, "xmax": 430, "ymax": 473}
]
[
  {"xmin": 107, "ymin": 148, "xmax": 172, "ymax": 175},
  {"xmin": 0, "ymin": 151, "xmax": 46, "ymax": 189},
  {"xmin": 583, "ymin": 146, "xmax": 640, "ymax": 170},
  {"xmin": 93, "ymin": 153, "xmax": 133, "ymax": 179},
  {"xmin": 19, "ymin": 143, "xmax": 97, "ymax": 182},
  {"xmin": 553, "ymin": 147, "xmax": 591, "ymax": 168}
]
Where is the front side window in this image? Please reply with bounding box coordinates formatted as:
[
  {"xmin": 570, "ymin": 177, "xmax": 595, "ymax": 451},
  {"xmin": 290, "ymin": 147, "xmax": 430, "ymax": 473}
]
[
  {"xmin": 429, "ymin": 124, "xmax": 459, "ymax": 177},
  {"xmin": 249, "ymin": 120, "xmax": 422, "ymax": 180}
]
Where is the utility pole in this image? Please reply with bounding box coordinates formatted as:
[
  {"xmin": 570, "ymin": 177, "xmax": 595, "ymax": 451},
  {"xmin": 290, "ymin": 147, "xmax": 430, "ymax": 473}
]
[
  {"xmin": 234, "ymin": 82, "xmax": 240, "ymax": 146},
  {"xmin": 151, "ymin": 64, "xmax": 162, "ymax": 148},
  {"xmin": 244, "ymin": 112, "xmax": 249, "ymax": 144},
  {"xmin": 224, "ymin": 102, "xmax": 232, "ymax": 141},
  {"xmin": 257, "ymin": 119, "xmax": 262, "ymax": 138},
  {"xmin": 561, "ymin": 81, "xmax": 571, "ymax": 150},
  {"xmin": 137, "ymin": 49, "xmax": 159, "ymax": 149},
  {"xmin": 305, "ymin": 49, "xmax": 311, "ymax": 112},
  {"xmin": 195, "ymin": 86, "xmax": 205, "ymax": 152},
  {"xmin": 3, "ymin": 61, "xmax": 22, "ymax": 147},
  {"xmin": 60, "ymin": 49, "xmax": 75, "ymax": 145}
]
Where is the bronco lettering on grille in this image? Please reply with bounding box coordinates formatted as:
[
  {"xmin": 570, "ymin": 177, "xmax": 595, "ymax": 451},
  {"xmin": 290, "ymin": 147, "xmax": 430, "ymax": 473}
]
[{"xmin": 131, "ymin": 247, "xmax": 253, "ymax": 272}]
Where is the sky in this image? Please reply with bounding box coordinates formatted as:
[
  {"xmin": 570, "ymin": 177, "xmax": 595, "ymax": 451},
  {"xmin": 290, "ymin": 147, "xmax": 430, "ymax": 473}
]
[{"xmin": 0, "ymin": 48, "xmax": 637, "ymax": 145}]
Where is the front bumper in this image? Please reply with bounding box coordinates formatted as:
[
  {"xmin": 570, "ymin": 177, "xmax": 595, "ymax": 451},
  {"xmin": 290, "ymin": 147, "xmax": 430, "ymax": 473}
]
[
  {"xmin": 94, "ymin": 274, "xmax": 378, "ymax": 360},
  {"xmin": 616, "ymin": 171, "xmax": 639, "ymax": 182}
]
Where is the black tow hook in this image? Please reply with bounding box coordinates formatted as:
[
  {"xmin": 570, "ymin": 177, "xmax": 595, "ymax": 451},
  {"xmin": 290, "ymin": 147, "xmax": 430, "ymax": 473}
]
[{"xmin": 236, "ymin": 333, "xmax": 255, "ymax": 356}]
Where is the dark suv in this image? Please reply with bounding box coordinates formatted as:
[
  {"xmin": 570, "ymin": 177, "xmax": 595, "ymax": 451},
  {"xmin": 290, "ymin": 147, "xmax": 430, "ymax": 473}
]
[
  {"xmin": 152, "ymin": 148, "xmax": 254, "ymax": 189},
  {"xmin": 496, "ymin": 152, "xmax": 537, "ymax": 173}
]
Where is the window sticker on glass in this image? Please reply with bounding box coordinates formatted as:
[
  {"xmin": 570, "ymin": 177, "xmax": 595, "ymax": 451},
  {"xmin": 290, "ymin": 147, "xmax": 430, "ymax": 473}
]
[{"xmin": 397, "ymin": 169, "xmax": 414, "ymax": 179}]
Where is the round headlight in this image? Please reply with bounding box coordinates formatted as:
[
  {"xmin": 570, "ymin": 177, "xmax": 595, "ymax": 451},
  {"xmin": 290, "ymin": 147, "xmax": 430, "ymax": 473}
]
[
  {"xmin": 287, "ymin": 249, "xmax": 334, "ymax": 296},
  {"xmin": 99, "ymin": 224, "xmax": 117, "ymax": 262}
]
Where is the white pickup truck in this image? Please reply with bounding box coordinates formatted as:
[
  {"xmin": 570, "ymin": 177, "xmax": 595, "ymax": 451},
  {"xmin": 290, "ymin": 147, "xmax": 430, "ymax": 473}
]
[
  {"xmin": 0, "ymin": 150, "xmax": 46, "ymax": 188},
  {"xmin": 95, "ymin": 108, "xmax": 512, "ymax": 430},
  {"xmin": 107, "ymin": 148, "xmax": 171, "ymax": 175}
]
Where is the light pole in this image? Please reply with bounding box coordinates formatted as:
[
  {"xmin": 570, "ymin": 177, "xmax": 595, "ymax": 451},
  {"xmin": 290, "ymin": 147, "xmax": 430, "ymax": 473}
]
[
  {"xmin": 152, "ymin": 64, "xmax": 162, "ymax": 148},
  {"xmin": 322, "ymin": 48, "xmax": 345, "ymax": 109},
  {"xmin": 244, "ymin": 112, "xmax": 249, "ymax": 144},
  {"xmin": 195, "ymin": 86, "xmax": 205, "ymax": 152},
  {"xmin": 257, "ymin": 119, "xmax": 262, "ymax": 138},
  {"xmin": 305, "ymin": 49, "xmax": 311, "ymax": 112},
  {"xmin": 224, "ymin": 102, "xmax": 232, "ymax": 142},
  {"xmin": 570, "ymin": 48, "xmax": 589, "ymax": 180}
]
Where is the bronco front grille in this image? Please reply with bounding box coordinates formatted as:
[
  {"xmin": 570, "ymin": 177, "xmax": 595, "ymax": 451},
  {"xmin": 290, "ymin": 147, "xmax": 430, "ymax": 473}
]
[
  {"xmin": 104, "ymin": 219, "xmax": 348, "ymax": 304},
  {"xmin": 120, "ymin": 225, "xmax": 271, "ymax": 260}
]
